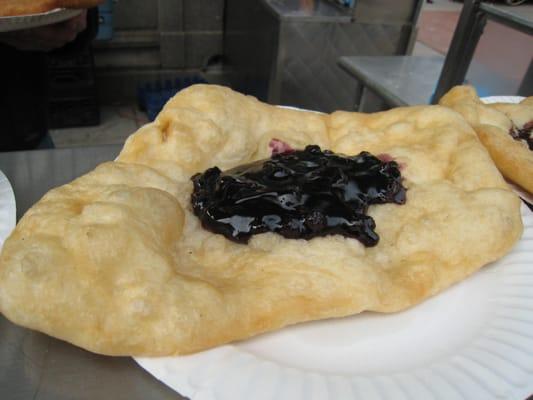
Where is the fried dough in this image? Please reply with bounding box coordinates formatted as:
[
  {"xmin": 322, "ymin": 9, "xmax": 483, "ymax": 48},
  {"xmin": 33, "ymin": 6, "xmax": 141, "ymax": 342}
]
[
  {"xmin": 0, "ymin": 85, "xmax": 523, "ymax": 355},
  {"xmin": 439, "ymin": 85, "xmax": 533, "ymax": 193},
  {"xmin": 0, "ymin": 0, "xmax": 103, "ymax": 16}
]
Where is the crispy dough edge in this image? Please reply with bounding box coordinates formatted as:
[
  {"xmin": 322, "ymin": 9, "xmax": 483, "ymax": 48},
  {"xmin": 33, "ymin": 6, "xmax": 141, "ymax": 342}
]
[
  {"xmin": 439, "ymin": 85, "xmax": 533, "ymax": 194},
  {"xmin": 476, "ymin": 124, "xmax": 533, "ymax": 193}
]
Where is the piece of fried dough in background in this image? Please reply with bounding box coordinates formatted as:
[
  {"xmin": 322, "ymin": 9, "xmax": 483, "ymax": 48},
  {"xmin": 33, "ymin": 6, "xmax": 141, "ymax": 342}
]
[
  {"xmin": 0, "ymin": 0, "xmax": 103, "ymax": 16},
  {"xmin": 439, "ymin": 85, "xmax": 533, "ymax": 194}
]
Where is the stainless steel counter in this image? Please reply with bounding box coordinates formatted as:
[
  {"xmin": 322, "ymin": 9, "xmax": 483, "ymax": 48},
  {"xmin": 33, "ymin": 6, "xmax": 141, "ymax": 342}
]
[
  {"xmin": 338, "ymin": 54, "xmax": 522, "ymax": 111},
  {"xmin": 338, "ymin": 55, "xmax": 444, "ymax": 108},
  {"xmin": 0, "ymin": 146, "xmax": 185, "ymax": 400}
]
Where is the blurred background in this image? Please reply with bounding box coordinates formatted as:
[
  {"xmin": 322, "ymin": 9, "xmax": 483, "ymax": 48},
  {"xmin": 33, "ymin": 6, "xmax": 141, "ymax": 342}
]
[{"xmin": 44, "ymin": 0, "xmax": 532, "ymax": 148}]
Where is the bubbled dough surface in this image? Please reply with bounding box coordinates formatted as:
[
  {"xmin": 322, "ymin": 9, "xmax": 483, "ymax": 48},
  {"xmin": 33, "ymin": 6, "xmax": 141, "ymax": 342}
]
[
  {"xmin": 0, "ymin": 85, "xmax": 523, "ymax": 356},
  {"xmin": 439, "ymin": 85, "xmax": 533, "ymax": 193}
]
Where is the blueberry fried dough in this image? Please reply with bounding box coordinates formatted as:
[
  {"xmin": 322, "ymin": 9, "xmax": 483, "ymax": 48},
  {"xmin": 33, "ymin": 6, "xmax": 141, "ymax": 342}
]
[{"xmin": 0, "ymin": 85, "xmax": 522, "ymax": 356}]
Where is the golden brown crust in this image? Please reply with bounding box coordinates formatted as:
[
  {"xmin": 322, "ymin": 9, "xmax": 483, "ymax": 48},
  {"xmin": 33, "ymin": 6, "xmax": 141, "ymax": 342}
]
[
  {"xmin": 118, "ymin": 87, "xmax": 330, "ymax": 182},
  {"xmin": 0, "ymin": 85, "xmax": 523, "ymax": 356},
  {"xmin": 476, "ymin": 124, "xmax": 533, "ymax": 194},
  {"xmin": 439, "ymin": 85, "xmax": 533, "ymax": 193},
  {"xmin": 0, "ymin": 0, "xmax": 103, "ymax": 17}
]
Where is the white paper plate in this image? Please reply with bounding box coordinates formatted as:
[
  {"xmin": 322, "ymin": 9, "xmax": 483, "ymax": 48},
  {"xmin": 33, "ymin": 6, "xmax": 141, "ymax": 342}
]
[
  {"xmin": 0, "ymin": 170, "xmax": 16, "ymax": 250},
  {"xmin": 0, "ymin": 94, "xmax": 525, "ymax": 398},
  {"xmin": 0, "ymin": 8, "xmax": 82, "ymax": 33},
  {"xmin": 481, "ymin": 96, "xmax": 525, "ymax": 105},
  {"xmin": 135, "ymin": 97, "xmax": 533, "ymax": 400},
  {"xmin": 136, "ymin": 206, "xmax": 533, "ymax": 400}
]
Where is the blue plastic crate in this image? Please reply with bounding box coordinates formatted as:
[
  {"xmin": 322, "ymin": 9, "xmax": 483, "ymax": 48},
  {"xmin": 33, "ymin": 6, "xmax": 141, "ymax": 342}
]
[{"xmin": 138, "ymin": 76, "xmax": 208, "ymax": 121}]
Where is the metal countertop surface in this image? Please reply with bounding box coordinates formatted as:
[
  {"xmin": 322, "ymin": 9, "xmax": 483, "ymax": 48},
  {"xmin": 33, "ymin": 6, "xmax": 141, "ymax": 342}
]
[
  {"xmin": 480, "ymin": 3, "xmax": 533, "ymax": 34},
  {"xmin": 338, "ymin": 55, "xmax": 445, "ymax": 107},
  {"xmin": 338, "ymin": 54, "xmax": 523, "ymax": 108},
  {"xmin": 0, "ymin": 146, "xmax": 185, "ymax": 400}
]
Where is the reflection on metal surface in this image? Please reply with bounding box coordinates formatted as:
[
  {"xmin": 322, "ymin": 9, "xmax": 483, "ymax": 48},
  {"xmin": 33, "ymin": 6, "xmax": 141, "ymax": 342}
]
[
  {"xmin": 278, "ymin": 21, "xmax": 408, "ymax": 112},
  {"xmin": 338, "ymin": 55, "xmax": 445, "ymax": 108},
  {"xmin": 225, "ymin": 0, "xmax": 421, "ymax": 112}
]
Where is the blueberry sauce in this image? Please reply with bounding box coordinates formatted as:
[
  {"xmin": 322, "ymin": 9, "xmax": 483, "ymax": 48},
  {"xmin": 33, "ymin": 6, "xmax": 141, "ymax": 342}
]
[
  {"xmin": 191, "ymin": 145, "xmax": 406, "ymax": 246},
  {"xmin": 509, "ymin": 120, "xmax": 533, "ymax": 151}
]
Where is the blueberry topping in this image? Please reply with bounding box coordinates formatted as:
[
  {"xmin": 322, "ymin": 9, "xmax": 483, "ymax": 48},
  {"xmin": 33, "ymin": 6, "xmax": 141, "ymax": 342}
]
[
  {"xmin": 191, "ymin": 145, "xmax": 407, "ymax": 246},
  {"xmin": 509, "ymin": 120, "xmax": 533, "ymax": 151}
]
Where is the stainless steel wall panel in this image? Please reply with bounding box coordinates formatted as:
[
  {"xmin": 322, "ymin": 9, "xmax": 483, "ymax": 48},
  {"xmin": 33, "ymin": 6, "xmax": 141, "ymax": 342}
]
[
  {"xmin": 184, "ymin": 0, "xmax": 224, "ymax": 31},
  {"xmin": 276, "ymin": 22, "xmax": 408, "ymax": 112},
  {"xmin": 94, "ymin": 0, "xmax": 224, "ymax": 102},
  {"xmin": 225, "ymin": 0, "xmax": 416, "ymax": 112},
  {"xmin": 161, "ymin": 32, "xmax": 186, "ymax": 68},
  {"xmin": 225, "ymin": 0, "xmax": 281, "ymax": 101},
  {"xmin": 353, "ymin": 0, "xmax": 421, "ymax": 24},
  {"xmin": 95, "ymin": 47, "xmax": 161, "ymax": 69},
  {"xmin": 185, "ymin": 32, "xmax": 223, "ymax": 68},
  {"xmin": 158, "ymin": 0, "xmax": 183, "ymax": 31},
  {"xmin": 113, "ymin": 0, "xmax": 159, "ymax": 30}
]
